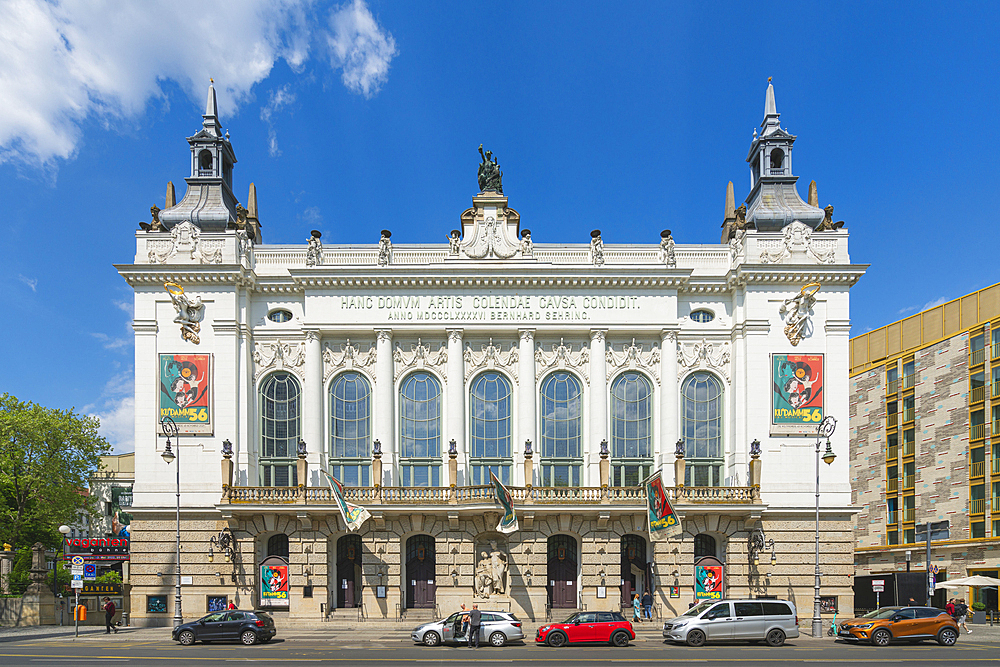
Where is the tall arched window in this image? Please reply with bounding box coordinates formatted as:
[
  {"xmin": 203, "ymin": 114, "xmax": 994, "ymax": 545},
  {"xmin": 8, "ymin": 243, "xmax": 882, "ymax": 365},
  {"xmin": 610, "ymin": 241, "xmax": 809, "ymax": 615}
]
[
  {"xmin": 540, "ymin": 372, "xmax": 583, "ymax": 487},
  {"xmin": 611, "ymin": 372, "xmax": 653, "ymax": 486},
  {"xmin": 399, "ymin": 372, "xmax": 442, "ymax": 487},
  {"xmin": 259, "ymin": 372, "xmax": 301, "ymax": 486},
  {"xmin": 681, "ymin": 372, "xmax": 724, "ymax": 487},
  {"xmin": 267, "ymin": 534, "xmax": 289, "ymax": 560},
  {"xmin": 469, "ymin": 372, "xmax": 512, "ymax": 485},
  {"xmin": 330, "ymin": 372, "xmax": 372, "ymax": 487}
]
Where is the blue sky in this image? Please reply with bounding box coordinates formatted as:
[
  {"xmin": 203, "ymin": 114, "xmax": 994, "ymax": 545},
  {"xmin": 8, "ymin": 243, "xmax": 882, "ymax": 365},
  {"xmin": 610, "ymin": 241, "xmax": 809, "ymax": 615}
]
[{"xmin": 0, "ymin": 1, "xmax": 997, "ymax": 452}]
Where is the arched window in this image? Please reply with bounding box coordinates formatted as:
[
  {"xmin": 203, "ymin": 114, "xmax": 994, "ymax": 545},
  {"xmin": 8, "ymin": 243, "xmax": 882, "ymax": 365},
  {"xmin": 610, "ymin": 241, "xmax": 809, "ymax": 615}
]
[
  {"xmin": 540, "ymin": 372, "xmax": 583, "ymax": 487},
  {"xmin": 682, "ymin": 372, "xmax": 724, "ymax": 487},
  {"xmin": 469, "ymin": 372, "xmax": 512, "ymax": 485},
  {"xmin": 267, "ymin": 533, "xmax": 289, "ymax": 560},
  {"xmin": 611, "ymin": 372, "xmax": 653, "ymax": 486},
  {"xmin": 399, "ymin": 372, "xmax": 442, "ymax": 487},
  {"xmin": 259, "ymin": 372, "xmax": 301, "ymax": 486},
  {"xmin": 330, "ymin": 372, "xmax": 372, "ymax": 487},
  {"xmin": 769, "ymin": 148, "xmax": 785, "ymax": 174},
  {"xmin": 198, "ymin": 149, "xmax": 213, "ymax": 174},
  {"xmin": 694, "ymin": 534, "xmax": 717, "ymax": 560}
]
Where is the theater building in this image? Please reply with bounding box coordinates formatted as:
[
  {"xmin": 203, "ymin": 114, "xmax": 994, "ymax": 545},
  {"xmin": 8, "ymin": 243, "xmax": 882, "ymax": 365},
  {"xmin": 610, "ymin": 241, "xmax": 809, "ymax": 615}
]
[{"xmin": 118, "ymin": 81, "xmax": 865, "ymax": 625}]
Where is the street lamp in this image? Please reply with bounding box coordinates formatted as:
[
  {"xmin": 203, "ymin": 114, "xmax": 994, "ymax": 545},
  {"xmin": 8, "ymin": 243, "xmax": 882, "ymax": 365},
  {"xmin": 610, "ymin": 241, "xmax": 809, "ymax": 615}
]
[
  {"xmin": 160, "ymin": 416, "xmax": 182, "ymax": 629},
  {"xmin": 812, "ymin": 415, "xmax": 837, "ymax": 638},
  {"xmin": 58, "ymin": 524, "xmax": 70, "ymax": 628}
]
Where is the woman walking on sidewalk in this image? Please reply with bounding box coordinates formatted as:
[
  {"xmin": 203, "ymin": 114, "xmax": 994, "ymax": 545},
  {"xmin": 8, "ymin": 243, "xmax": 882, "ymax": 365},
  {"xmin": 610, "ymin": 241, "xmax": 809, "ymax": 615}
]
[{"xmin": 632, "ymin": 593, "xmax": 642, "ymax": 623}]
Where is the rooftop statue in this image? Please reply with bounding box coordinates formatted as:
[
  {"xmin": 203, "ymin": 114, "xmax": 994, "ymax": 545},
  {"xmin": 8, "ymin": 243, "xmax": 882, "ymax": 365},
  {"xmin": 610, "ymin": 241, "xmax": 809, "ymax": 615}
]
[
  {"xmin": 477, "ymin": 144, "xmax": 503, "ymax": 194},
  {"xmin": 816, "ymin": 205, "xmax": 845, "ymax": 231}
]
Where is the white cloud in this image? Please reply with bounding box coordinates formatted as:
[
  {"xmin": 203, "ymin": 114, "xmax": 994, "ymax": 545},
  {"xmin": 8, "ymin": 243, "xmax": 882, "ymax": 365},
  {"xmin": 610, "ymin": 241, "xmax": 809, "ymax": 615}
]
[
  {"xmin": 300, "ymin": 206, "xmax": 323, "ymax": 227},
  {"xmin": 91, "ymin": 332, "xmax": 130, "ymax": 351},
  {"xmin": 920, "ymin": 296, "xmax": 949, "ymax": 312},
  {"xmin": 113, "ymin": 299, "xmax": 134, "ymax": 316},
  {"xmin": 0, "ymin": 0, "xmax": 399, "ymax": 168},
  {"xmin": 17, "ymin": 274, "xmax": 37, "ymax": 291},
  {"xmin": 327, "ymin": 0, "xmax": 398, "ymax": 99},
  {"xmin": 260, "ymin": 85, "xmax": 297, "ymax": 157},
  {"xmin": 85, "ymin": 369, "xmax": 135, "ymax": 453}
]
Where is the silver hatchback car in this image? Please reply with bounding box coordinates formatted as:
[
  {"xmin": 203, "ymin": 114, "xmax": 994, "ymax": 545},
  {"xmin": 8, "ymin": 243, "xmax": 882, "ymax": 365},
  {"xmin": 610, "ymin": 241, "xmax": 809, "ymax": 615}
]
[
  {"xmin": 663, "ymin": 599, "xmax": 799, "ymax": 646},
  {"xmin": 411, "ymin": 610, "xmax": 525, "ymax": 647}
]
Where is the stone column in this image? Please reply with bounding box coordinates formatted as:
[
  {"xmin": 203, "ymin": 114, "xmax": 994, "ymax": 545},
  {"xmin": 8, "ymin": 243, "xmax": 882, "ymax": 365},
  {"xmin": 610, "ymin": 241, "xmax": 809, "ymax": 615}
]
[
  {"xmin": 660, "ymin": 329, "xmax": 679, "ymax": 483},
  {"xmin": 446, "ymin": 329, "xmax": 465, "ymax": 485},
  {"xmin": 304, "ymin": 330, "xmax": 323, "ymax": 484},
  {"xmin": 589, "ymin": 330, "xmax": 608, "ymax": 486},
  {"xmin": 375, "ymin": 329, "xmax": 394, "ymax": 485},
  {"xmin": 518, "ymin": 329, "xmax": 536, "ymax": 486}
]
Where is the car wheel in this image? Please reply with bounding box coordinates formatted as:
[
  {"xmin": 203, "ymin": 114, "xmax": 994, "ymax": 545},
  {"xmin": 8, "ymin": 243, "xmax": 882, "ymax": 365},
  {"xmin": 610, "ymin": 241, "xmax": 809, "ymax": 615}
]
[
  {"xmin": 490, "ymin": 632, "xmax": 507, "ymax": 647},
  {"xmin": 177, "ymin": 630, "xmax": 195, "ymax": 646},
  {"xmin": 422, "ymin": 631, "xmax": 441, "ymax": 647},
  {"xmin": 611, "ymin": 630, "xmax": 630, "ymax": 647},
  {"xmin": 937, "ymin": 627, "xmax": 958, "ymax": 646},
  {"xmin": 547, "ymin": 631, "xmax": 567, "ymax": 647},
  {"xmin": 871, "ymin": 629, "xmax": 892, "ymax": 647},
  {"xmin": 241, "ymin": 630, "xmax": 258, "ymax": 646},
  {"xmin": 686, "ymin": 629, "xmax": 706, "ymax": 647},
  {"xmin": 765, "ymin": 629, "xmax": 786, "ymax": 647}
]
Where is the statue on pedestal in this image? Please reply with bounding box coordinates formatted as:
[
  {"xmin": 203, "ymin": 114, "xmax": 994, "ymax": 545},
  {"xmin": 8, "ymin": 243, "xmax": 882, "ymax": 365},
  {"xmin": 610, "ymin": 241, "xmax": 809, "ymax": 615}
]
[
  {"xmin": 477, "ymin": 145, "xmax": 504, "ymax": 194},
  {"xmin": 473, "ymin": 539, "xmax": 508, "ymax": 599}
]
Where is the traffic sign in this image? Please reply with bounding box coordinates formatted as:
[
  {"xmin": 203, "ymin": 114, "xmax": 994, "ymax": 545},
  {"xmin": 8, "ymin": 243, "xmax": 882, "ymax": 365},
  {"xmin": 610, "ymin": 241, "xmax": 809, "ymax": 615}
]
[
  {"xmin": 71, "ymin": 579, "xmax": 83, "ymax": 589},
  {"xmin": 83, "ymin": 563, "xmax": 97, "ymax": 580},
  {"xmin": 71, "ymin": 556, "xmax": 84, "ymax": 566},
  {"xmin": 872, "ymin": 579, "xmax": 885, "ymax": 592},
  {"xmin": 72, "ymin": 573, "xmax": 83, "ymax": 581}
]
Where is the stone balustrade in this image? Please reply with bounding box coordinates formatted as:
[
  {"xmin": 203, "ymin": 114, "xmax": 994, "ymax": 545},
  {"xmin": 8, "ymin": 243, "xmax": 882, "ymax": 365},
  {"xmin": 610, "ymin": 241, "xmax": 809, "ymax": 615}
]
[{"xmin": 221, "ymin": 484, "xmax": 760, "ymax": 506}]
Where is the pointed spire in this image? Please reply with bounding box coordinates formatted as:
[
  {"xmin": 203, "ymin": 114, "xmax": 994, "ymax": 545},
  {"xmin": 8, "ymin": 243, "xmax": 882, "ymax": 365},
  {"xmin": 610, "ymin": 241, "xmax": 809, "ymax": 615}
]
[
  {"xmin": 808, "ymin": 180, "xmax": 818, "ymax": 207},
  {"xmin": 202, "ymin": 79, "xmax": 222, "ymax": 136},
  {"xmin": 764, "ymin": 77, "xmax": 776, "ymax": 116},
  {"xmin": 248, "ymin": 183, "xmax": 258, "ymax": 219},
  {"xmin": 165, "ymin": 181, "xmax": 176, "ymax": 208},
  {"xmin": 725, "ymin": 181, "xmax": 736, "ymax": 220}
]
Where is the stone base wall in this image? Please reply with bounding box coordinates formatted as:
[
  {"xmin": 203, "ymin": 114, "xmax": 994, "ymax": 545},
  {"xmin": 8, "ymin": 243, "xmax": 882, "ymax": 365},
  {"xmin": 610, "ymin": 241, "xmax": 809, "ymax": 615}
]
[{"xmin": 127, "ymin": 508, "xmax": 855, "ymax": 626}]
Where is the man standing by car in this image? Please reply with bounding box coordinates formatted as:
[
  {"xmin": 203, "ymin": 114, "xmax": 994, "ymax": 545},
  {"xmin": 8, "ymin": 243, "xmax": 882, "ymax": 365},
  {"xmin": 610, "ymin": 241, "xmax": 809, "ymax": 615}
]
[{"xmin": 467, "ymin": 604, "xmax": 481, "ymax": 648}]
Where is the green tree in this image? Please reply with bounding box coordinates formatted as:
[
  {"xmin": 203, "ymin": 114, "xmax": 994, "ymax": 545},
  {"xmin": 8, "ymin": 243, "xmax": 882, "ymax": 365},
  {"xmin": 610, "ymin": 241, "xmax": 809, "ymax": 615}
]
[{"xmin": 0, "ymin": 394, "xmax": 111, "ymax": 550}]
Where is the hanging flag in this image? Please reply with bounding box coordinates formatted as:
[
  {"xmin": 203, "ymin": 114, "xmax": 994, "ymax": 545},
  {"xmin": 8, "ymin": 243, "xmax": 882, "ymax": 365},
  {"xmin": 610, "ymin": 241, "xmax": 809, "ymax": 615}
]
[
  {"xmin": 323, "ymin": 469, "xmax": 371, "ymax": 532},
  {"xmin": 645, "ymin": 470, "xmax": 682, "ymax": 541},
  {"xmin": 490, "ymin": 469, "xmax": 518, "ymax": 534}
]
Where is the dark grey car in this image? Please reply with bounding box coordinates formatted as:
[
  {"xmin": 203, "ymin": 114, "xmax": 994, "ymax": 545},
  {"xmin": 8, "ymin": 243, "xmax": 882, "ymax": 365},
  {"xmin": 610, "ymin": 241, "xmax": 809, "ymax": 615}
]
[{"xmin": 411, "ymin": 610, "xmax": 525, "ymax": 647}]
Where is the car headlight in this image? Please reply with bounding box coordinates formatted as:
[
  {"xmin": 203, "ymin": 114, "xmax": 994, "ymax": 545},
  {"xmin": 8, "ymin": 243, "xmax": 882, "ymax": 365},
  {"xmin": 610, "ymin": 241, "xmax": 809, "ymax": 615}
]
[
  {"xmin": 673, "ymin": 622, "xmax": 687, "ymax": 629},
  {"xmin": 855, "ymin": 623, "xmax": 873, "ymax": 629},
  {"xmin": 539, "ymin": 626, "xmax": 549, "ymax": 633}
]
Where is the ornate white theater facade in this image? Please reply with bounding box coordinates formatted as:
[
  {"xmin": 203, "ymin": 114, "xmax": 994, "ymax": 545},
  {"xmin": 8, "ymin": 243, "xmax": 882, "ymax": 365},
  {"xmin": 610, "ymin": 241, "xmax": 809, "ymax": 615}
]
[{"xmin": 118, "ymin": 82, "xmax": 866, "ymax": 626}]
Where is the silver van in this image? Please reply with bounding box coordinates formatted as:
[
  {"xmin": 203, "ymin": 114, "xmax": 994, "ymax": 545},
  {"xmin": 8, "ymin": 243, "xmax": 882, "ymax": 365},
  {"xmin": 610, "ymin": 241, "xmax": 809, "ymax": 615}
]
[{"xmin": 663, "ymin": 599, "xmax": 799, "ymax": 646}]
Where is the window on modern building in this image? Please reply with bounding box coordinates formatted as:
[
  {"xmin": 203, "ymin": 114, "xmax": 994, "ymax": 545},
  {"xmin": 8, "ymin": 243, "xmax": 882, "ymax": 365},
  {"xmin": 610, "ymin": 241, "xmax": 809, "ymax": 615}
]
[
  {"xmin": 469, "ymin": 372, "xmax": 513, "ymax": 486},
  {"xmin": 902, "ymin": 428, "xmax": 915, "ymax": 456},
  {"xmin": 267, "ymin": 533, "xmax": 289, "ymax": 559},
  {"xmin": 902, "ymin": 395, "xmax": 915, "ymax": 423},
  {"xmin": 972, "ymin": 409, "xmax": 986, "ymax": 441},
  {"xmin": 993, "ymin": 519, "xmax": 1000, "ymax": 539},
  {"xmin": 330, "ymin": 372, "xmax": 371, "ymax": 487},
  {"xmin": 971, "ymin": 371, "xmax": 986, "ymax": 403},
  {"xmin": 886, "ymin": 366, "xmax": 899, "ymax": 394},
  {"xmin": 610, "ymin": 372, "xmax": 653, "ymax": 487},
  {"xmin": 887, "ymin": 496, "xmax": 898, "ymax": 525},
  {"xmin": 887, "ymin": 530, "xmax": 899, "ymax": 545},
  {"xmin": 694, "ymin": 534, "xmax": 717, "ymax": 559},
  {"xmin": 903, "ymin": 494, "xmax": 915, "ymax": 523},
  {"xmin": 902, "ymin": 359, "xmax": 916, "ymax": 388},
  {"xmin": 971, "ymin": 333, "xmax": 986, "ymax": 366},
  {"xmin": 903, "ymin": 527, "xmax": 915, "ymax": 544},
  {"xmin": 682, "ymin": 372, "xmax": 724, "ymax": 487},
  {"xmin": 992, "ymin": 328, "xmax": 1000, "ymax": 359},
  {"xmin": 971, "ymin": 484, "xmax": 986, "ymax": 516},
  {"xmin": 690, "ymin": 310, "xmax": 715, "ymax": 323},
  {"xmin": 992, "ymin": 366, "xmax": 1000, "ymax": 398},
  {"xmin": 903, "ymin": 461, "xmax": 915, "ymax": 489},
  {"xmin": 972, "ymin": 521, "xmax": 986, "ymax": 539},
  {"xmin": 399, "ymin": 372, "xmax": 442, "ymax": 487},
  {"xmin": 540, "ymin": 372, "xmax": 583, "ymax": 487},
  {"xmin": 259, "ymin": 372, "xmax": 300, "ymax": 487}
]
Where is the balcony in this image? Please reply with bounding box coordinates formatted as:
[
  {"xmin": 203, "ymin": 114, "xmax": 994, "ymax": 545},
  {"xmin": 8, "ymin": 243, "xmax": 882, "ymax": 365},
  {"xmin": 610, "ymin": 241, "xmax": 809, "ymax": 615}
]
[
  {"xmin": 971, "ymin": 348, "xmax": 986, "ymax": 367},
  {"xmin": 887, "ymin": 444, "xmax": 898, "ymax": 461},
  {"xmin": 972, "ymin": 385, "xmax": 986, "ymax": 404},
  {"xmin": 903, "ymin": 440, "xmax": 916, "ymax": 457},
  {"xmin": 902, "ymin": 408, "xmax": 915, "ymax": 423},
  {"xmin": 903, "ymin": 474, "xmax": 916, "ymax": 489},
  {"xmin": 220, "ymin": 484, "xmax": 761, "ymax": 506},
  {"xmin": 887, "ymin": 413, "xmax": 899, "ymax": 429},
  {"xmin": 902, "ymin": 373, "xmax": 916, "ymax": 390},
  {"xmin": 887, "ymin": 477, "xmax": 899, "ymax": 493},
  {"xmin": 993, "ymin": 457, "xmax": 1000, "ymax": 476},
  {"xmin": 971, "ymin": 498, "xmax": 986, "ymax": 515},
  {"xmin": 992, "ymin": 383, "xmax": 1000, "ymax": 400},
  {"xmin": 971, "ymin": 460, "xmax": 986, "ymax": 479},
  {"xmin": 903, "ymin": 507, "xmax": 916, "ymax": 522},
  {"xmin": 886, "ymin": 379, "xmax": 899, "ymax": 395},
  {"xmin": 994, "ymin": 496, "xmax": 1000, "ymax": 513},
  {"xmin": 886, "ymin": 510, "xmax": 898, "ymax": 526},
  {"xmin": 993, "ymin": 342, "xmax": 1000, "ymax": 361},
  {"xmin": 971, "ymin": 423, "xmax": 989, "ymax": 441}
]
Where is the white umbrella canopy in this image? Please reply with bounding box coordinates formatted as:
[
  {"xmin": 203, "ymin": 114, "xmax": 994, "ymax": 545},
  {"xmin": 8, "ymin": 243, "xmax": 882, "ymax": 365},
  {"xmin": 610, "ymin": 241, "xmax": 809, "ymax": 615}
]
[{"xmin": 938, "ymin": 575, "xmax": 1000, "ymax": 588}]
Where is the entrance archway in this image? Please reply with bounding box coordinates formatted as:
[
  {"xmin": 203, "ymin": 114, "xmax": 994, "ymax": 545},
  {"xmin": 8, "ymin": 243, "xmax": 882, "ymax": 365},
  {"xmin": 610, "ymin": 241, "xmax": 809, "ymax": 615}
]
[
  {"xmin": 547, "ymin": 535, "xmax": 578, "ymax": 609},
  {"xmin": 405, "ymin": 535, "xmax": 436, "ymax": 609},
  {"xmin": 620, "ymin": 534, "xmax": 648, "ymax": 606},
  {"xmin": 337, "ymin": 535, "xmax": 362, "ymax": 608}
]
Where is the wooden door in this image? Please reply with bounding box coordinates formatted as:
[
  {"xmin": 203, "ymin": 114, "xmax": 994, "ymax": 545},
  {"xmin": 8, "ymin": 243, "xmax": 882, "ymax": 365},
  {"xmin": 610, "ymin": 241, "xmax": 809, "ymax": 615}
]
[
  {"xmin": 406, "ymin": 535, "xmax": 436, "ymax": 609},
  {"xmin": 548, "ymin": 555, "xmax": 577, "ymax": 608}
]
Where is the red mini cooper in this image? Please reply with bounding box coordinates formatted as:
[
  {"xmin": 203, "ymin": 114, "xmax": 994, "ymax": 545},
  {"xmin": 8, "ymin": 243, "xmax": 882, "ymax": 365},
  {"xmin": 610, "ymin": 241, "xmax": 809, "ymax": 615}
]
[{"xmin": 536, "ymin": 611, "xmax": 635, "ymax": 647}]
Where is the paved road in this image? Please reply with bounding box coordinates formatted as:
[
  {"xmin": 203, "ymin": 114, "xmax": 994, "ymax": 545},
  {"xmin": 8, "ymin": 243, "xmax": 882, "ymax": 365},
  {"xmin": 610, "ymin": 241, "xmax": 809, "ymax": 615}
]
[{"xmin": 0, "ymin": 634, "xmax": 997, "ymax": 666}]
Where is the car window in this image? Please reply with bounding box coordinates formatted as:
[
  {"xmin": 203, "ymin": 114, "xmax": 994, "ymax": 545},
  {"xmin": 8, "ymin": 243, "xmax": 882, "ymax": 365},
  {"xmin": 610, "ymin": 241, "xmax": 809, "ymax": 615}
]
[
  {"xmin": 761, "ymin": 602, "xmax": 792, "ymax": 616},
  {"xmin": 576, "ymin": 613, "xmax": 597, "ymax": 623},
  {"xmin": 482, "ymin": 613, "xmax": 501, "ymax": 622},
  {"xmin": 683, "ymin": 601, "xmax": 714, "ymax": 617},
  {"xmin": 203, "ymin": 612, "xmax": 227, "ymax": 622},
  {"xmin": 611, "ymin": 612, "xmax": 626, "ymax": 621},
  {"xmin": 597, "ymin": 612, "xmax": 616, "ymax": 623},
  {"xmin": 734, "ymin": 602, "xmax": 764, "ymax": 617},
  {"xmin": 895, "ymin": 608, "xmax": 917, "ymax": 619},
  {"xmin": 508, "ymin": 613, "xmax": 520, "ymax": 622},
  {"xmin": 562, "ymin": 613, "xmax": 579, "ymax": 623},
  {"xmin": 915, "ymin": 608, "xmax": 942, "ymax": 619},
  {"xmin": 704, "ymin": 603, "xmax": 731, "ymax": 620},
  {"xmin": 862, "ymin": 608, "xmax": 900, "ymax": 619},
  {"xmin": 227, "ymin": 611, "xmax": 247, "ymax": 621}
]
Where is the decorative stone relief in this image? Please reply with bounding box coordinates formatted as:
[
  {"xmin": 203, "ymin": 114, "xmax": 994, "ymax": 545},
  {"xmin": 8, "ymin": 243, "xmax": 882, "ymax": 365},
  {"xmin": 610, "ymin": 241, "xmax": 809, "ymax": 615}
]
[
  {"xmin": 779, "ymin": 283, "xmax": 820, "ymax": 347},
  {"xmin": 165, "ymin": 282, "xmax": 204, "ymax": 345},
  {"xmin": 535, "ymin": 339, "xmax": 590, "ymax": 383},
  {"xmin": 465, "ymin": 339, "xmax": 518, "ymax": 381},
  {"xmin": 393, "ymin": 339, "xmax": 447, "ymax": 380},
  {"xmin": 236, "ymin": 229, "xmax": 252, "ymax": 263},
  {"xmin": 147, "ymin": 221, "xmax": 224, "ymax": 264},
  {"xmin": 253, "ymin": 340, "xmax": 306, "ymax": 379},
  {"xmin": 729, "ymin": 228, "xmax": 746, "ymax": 264},
  {"xmin": 473, "ymin": 538, "xmax": 508, "ymax": 599},
  {"xmin": 323, "ymin": 339, "xmax": 377, "ymax": 381},
  {"xmin": 677, "ymin": 338, "xmax": 731, "ymax": 382},
  {"xmin": 606, "ymin": 339, "xmax": 661, "ymax": 383},
  {"xmin": 462, "ymin": 216, "xmax": 520, "ymax": 259},
  {"xmin": 758, "ymin": 221, "xmax": 836, "ymax": 264}
]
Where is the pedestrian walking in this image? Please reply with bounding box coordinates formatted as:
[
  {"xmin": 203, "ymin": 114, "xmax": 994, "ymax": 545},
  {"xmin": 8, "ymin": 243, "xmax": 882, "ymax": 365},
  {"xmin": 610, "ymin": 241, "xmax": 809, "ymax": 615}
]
[
  {"xmin": 467, "ymin": 604, "xmax": 481, "ymax": 648},
  {"xmin": 632, "ymin": 592, "xmax": 642, "ymax": 623},
  {"xmin": 227, "ymin": 600, "xmax": 236, "ymax": 610},
  {"xmin": 955, "ymin": 599, "xmax": 971, "ymax": 634},
  {"xmin": 946, "ymin": 598, "xmax": 956, "ymax": 617},
  {"xmin": 102, "ymin": 597, "xmax": 118, "ymax": 634},
  {"xmin": 641, "ymin": 590, "xmax": 653, "ymax": 620}
]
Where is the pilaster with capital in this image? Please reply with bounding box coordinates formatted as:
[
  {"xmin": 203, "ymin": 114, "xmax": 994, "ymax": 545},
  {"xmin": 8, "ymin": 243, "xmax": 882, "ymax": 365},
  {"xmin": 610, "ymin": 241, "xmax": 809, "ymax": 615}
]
[
  {"xmin": 589, "ymin": 329, "xmax": 608, "ymax": 486},
  {"xmin": 660, "ymin": 328, "xmax": 679, "ymax": 481},
  {"xmin": 303, "ymin": 330, "xmax": 323, "ymax": 479},
  {"xmin": 446, "ymin": 328, "xmax": 465, "ymax": 484},
  {"xmin": 518, "ymin": 329, "xmax": 536, "ymax": 486},
  {"xmin": 375, "ymin": 329, "xmax": 394, "ymax": 484}
]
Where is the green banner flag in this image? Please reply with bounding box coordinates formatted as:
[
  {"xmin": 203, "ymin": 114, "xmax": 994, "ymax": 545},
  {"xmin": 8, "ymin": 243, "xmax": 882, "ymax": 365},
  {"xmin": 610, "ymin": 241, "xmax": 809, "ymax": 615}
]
[{"xmin": 490, "ymin": 470, "xmax": 518, "ymax": 534}]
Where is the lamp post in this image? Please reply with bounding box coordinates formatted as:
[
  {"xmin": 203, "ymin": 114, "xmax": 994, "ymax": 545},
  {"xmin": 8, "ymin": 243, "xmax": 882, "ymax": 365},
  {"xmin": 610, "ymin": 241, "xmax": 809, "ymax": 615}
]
[
  {"xmin": 812, "ymin": 415, "xmax": 837, "ymax": 637},
  {"xmin": 58, "ymin": 524, "xmax": 70, "ymax": 628},
  {"xmin": 160, "ymin": 416, "xmax": 182, "ymax": 629}
]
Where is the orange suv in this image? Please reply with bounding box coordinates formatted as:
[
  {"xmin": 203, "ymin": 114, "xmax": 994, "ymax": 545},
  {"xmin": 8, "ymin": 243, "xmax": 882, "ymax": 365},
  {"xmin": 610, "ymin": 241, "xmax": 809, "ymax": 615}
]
[{"xmin": 838, "ymin": 606, "xmax": 958, "ymax": 646}]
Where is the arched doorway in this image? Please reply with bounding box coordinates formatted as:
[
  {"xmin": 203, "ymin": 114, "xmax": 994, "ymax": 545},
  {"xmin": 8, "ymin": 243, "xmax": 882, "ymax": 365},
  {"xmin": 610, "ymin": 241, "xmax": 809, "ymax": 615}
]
[
  {"xmin": 547, "ymin": 535, "xmax": 578, "ymax": 609},
  {"xmin": 620, "ymin": 534, "xmax": 648, "ymax": 606},
  {"xmin": 405, "ymin": 535, "xmax": 435, "ymax": 609},
  {"xmin": 694, "ymin": 533, "xmax": 724, "ymax": 601},
  {"xmin": 337, "ymin": 535, "xmax": 362, "ymax": 608}
]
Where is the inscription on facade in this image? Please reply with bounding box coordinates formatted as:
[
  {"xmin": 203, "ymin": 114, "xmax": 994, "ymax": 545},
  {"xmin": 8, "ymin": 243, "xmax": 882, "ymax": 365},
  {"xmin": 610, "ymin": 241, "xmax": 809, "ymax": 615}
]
[{"xmin": 336, "ymin": 294, "xmax": 642, "ymax": 323}]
